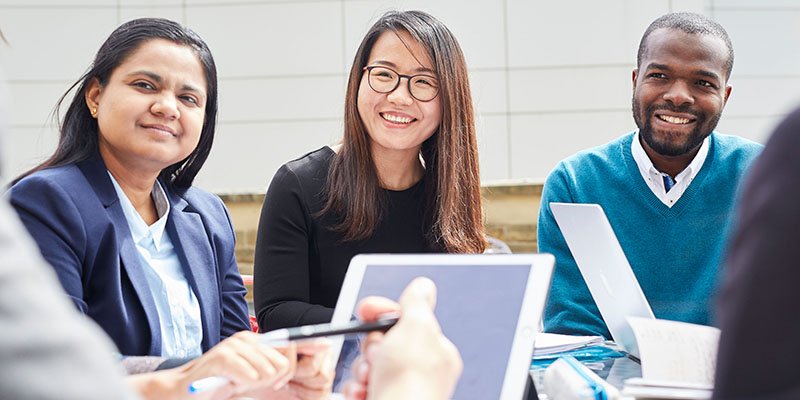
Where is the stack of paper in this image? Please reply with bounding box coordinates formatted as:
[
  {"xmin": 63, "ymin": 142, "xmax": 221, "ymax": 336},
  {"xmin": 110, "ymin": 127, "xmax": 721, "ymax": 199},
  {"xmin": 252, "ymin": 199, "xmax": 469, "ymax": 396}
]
[
  {"xmin": 622, "ymin": 317, "xmax": 720, "ymax": 400},
  {"xmin": 533, "ymin": 332, "xmax": 605, "ymax": 356}
]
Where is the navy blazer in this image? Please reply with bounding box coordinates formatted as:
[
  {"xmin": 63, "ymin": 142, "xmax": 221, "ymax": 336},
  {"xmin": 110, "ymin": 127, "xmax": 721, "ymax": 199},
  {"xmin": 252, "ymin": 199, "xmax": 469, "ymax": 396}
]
[{"xmin": 8, "ymin": 154, "xmax": 249, "ymax": 356}]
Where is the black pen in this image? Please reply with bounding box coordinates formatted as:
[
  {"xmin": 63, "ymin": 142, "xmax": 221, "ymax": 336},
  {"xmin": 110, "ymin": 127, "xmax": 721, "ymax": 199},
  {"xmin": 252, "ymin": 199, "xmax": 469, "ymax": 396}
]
[{"xmin": 258, "ymin": 314, "xmax": 400, "ymax": 344}]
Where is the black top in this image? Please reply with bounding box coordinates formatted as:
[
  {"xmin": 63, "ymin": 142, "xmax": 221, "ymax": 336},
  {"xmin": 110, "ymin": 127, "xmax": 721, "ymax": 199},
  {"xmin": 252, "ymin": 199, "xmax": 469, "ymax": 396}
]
[
  {"xmin": 253, "ymin": 147, "xmax": 434, "ymax": 331},
  {"xmin": 712, "ymin": 108, "xmax": 800, "ymax": 400}
]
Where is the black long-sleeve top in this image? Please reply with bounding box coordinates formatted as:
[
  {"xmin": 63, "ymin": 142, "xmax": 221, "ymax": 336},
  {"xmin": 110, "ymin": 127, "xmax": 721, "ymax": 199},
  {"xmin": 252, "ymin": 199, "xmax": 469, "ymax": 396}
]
[{"xmin": 253, "ymin": 147, "xmax": 435, "ymax": 331}]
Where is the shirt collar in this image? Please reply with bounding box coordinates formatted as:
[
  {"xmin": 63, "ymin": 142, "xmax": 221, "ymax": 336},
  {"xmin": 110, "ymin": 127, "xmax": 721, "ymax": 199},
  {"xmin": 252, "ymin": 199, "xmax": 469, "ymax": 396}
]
[
  {"xmin": 107, "ymin": 172, "xmax": 171, "ymax": 250},
  {"xmin": 631, "ymin": 130, "xmax": 709, "ymax": 183}
]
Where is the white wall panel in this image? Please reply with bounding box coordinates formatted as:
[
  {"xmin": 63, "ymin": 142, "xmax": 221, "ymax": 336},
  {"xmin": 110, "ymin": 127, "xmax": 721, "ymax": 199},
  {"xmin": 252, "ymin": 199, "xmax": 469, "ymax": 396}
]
[
  {"xmin": 343, "ymin": 0, "xmax": 506, "ymax": 70},
  {"xmin": 716, "ymin": 114, "xmax": 788, "ymax": 144},
  {"xmin": 475, "ymin": 114, "xmax": 509, "ymax": 182},
  {"xmin": 186, "ymin": 0, "xmax": 339, "ymax": 4},
  {"xmin": 724, "ymin": 77, "xmax": 800, "ymax": 117},
  {"xmin": 187, "ymin": 2, "xmax": 344, "ymax": 77},
  {"xmin": 120, "ymin": 0, "xmax": 182, "ymax": 5},
  {"xmin": 0, "ymin": 8, "xmax": 118, "ymax": 81},
  {"xmin": 4, "ymin": 126, "xmax": 58, "ymax": 182},
  {"xmin": 508, "ymin": 66, "xmax": 632, "ymax": 114},
  {"xmin": 669, "ymin": 0, "xmax": 707, "ymax": 13},
  {"xmin": 217, "ymin": 75, "xmax": 345, "ymax": 122},
  {"xmin": 714, "ymin": 9, "xmax": 800, "ymax": 76},
  {"xmin": 119, "ymin": 6, "xmax": 184, "ymax": 22},
  {"xmin": 469, "ymin": 69, "xmax": 507, "ymax": 115},
  {"xmin": 711, "ymin": 0, "xmax": 800, "ymax": 8},
  {"xmin": 509, "ymin": 111, "xmax": 633, "ymax": 180},
  {"xmin": 5, "ymin": 81, "xmax": 73, "ymax": 127},
  {"xmin": 0, "ymin": 1, "xmax": 113, "ymax": 4},
  {"xmin": 506, "ymin": 0, "xmax": 630, "ymax": 67},
  {"xmin": 195, "ymin": 120, "xmax": 341, "ymax": 193},
  {"xmin": 622, "ymin": 0, "xmax": 671, "ymax": 58}
]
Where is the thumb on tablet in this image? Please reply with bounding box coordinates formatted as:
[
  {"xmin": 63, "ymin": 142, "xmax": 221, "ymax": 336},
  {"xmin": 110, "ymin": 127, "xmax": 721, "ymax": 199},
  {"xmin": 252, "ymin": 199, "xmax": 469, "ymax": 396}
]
[
  {"xmin": 397, "ymin": 277, "xmax": 438, "ymax": 321},
  {"xmin": 356, "ymin": 296, "xmax": 399, "ymax": 322}
]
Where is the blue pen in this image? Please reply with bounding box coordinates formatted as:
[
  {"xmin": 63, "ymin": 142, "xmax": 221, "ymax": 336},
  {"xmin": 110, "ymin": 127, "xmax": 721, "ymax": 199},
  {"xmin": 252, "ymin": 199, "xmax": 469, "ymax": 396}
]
[
  {"xmin": 188, "ymin": 376, "xmax": 230, "ymax": 394},
  {"xmin": 188, "ymin": 316, "xmax": 399, "ymax": 394}
]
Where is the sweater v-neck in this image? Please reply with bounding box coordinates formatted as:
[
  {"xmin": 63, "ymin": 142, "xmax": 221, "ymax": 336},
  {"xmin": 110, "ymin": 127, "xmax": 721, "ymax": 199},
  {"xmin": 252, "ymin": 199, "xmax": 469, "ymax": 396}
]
[{"xmin": 619, "ymin": 133, "xmax": 717, "ymax": 218}]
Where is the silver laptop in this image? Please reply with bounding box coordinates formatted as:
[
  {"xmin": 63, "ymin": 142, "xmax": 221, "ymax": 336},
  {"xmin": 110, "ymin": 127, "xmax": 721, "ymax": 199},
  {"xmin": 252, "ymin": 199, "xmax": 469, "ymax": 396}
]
[
  {"xmin": 549, "ymin": 202, "xmax": 655, "ymax": 357},
  {"xmin": 329, "ymin": 253, "xmax": 554, "ymax": 400}
]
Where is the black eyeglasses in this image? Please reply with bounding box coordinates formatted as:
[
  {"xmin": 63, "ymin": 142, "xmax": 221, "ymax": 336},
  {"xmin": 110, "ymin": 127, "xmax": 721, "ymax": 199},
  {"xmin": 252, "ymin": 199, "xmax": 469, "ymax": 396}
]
[{"xmin": 363, "ymin": 65, "xmax": 440, "ymax": 102}]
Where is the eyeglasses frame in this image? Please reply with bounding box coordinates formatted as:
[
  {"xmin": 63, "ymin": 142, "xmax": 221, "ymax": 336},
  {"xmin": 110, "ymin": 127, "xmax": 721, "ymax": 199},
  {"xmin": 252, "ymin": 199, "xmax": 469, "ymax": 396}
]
[{"xmin": 362, "ymin": 65, "xmax": 440, "ymax": 102}]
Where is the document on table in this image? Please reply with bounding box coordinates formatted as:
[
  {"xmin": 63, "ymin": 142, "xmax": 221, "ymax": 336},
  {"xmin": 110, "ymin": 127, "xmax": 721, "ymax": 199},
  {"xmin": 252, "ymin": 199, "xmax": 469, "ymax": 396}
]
[
  {"xmin": 622, "ymin": 317, "xmax": 719, "ymax": 399},
  {"xmin": 533, "ymin": 332, "xmax": 605, "ymax": 356}
]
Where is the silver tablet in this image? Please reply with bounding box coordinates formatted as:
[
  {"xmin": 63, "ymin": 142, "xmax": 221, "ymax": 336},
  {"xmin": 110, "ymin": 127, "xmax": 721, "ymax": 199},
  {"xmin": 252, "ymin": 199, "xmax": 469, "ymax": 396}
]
[{"xmin": 329, "ymin": 253, "xmax": 554, "ymax": 400}]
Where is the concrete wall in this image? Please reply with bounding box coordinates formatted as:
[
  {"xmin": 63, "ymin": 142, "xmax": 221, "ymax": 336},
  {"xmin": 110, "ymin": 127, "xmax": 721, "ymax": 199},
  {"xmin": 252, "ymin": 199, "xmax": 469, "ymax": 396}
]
[{"xmin": 2, "ymin": 0, "xmax": 798, "ymax": 192}]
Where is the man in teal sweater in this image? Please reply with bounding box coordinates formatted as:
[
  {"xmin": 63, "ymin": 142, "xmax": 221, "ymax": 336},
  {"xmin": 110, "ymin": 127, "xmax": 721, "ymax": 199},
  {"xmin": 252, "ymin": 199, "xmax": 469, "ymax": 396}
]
[{"xmin": 538, "ymin": 12, "xmax": 762, "ymax": 338}]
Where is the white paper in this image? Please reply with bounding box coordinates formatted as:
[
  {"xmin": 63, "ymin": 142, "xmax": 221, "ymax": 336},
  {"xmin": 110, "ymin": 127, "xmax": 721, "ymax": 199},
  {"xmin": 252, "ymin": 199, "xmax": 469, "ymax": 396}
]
[
  {"xmin": 622, "ymin": 384, "xmax": 711, "ymax": 400},
  {"xmin": 626, "ymin": 317, "xmax": 720, "ymax": 386},
  {"xmin": 533, "ymin": 332, "xmax": 605, "ymax": 356}
]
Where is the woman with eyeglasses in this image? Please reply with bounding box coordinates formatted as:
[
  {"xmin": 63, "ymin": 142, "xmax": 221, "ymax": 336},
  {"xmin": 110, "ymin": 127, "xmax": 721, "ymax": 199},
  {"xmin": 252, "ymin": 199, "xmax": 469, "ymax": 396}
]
[{"xmin": 253, "ymin": 10, "xmax": 486, "ymax": 331}]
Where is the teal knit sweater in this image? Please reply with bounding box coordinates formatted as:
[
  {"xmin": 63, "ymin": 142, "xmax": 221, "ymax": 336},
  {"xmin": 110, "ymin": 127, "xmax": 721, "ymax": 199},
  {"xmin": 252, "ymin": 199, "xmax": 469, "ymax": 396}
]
[{"xmin": 538, "ymin": 132, "xmax": 762, "ymax": 338}]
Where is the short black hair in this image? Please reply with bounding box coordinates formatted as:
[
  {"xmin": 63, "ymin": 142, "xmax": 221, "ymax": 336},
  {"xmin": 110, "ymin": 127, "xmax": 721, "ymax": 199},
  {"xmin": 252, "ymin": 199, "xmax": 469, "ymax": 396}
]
[{"xmin": 637, "ymin": 12, "xmax": 734, "ymax": 81}]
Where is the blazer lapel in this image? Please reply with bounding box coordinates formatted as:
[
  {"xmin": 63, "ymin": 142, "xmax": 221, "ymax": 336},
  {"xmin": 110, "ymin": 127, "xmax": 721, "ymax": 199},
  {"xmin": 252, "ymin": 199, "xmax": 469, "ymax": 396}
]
[
  {"xmin": 110, "ymin": 207, "xmax": 163, "ymax": 355},
  {"xmin": 79, "ymin": 155, "xmax": 162, "ymax": 355},
  {"xmin": 166, "ymin": 190, "xmax": 220, "ymax": 351}
]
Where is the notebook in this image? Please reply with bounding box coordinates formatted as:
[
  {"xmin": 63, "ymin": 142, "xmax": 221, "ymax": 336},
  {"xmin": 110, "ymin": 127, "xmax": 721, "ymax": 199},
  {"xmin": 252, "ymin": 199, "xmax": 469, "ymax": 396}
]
[
  {"xmin": 549, "ymin": 202, "xmax": 655, "ymax": 358},
  {"xmin": 328, "ymin": 253, "xmax": 555, "ymax": 400}
]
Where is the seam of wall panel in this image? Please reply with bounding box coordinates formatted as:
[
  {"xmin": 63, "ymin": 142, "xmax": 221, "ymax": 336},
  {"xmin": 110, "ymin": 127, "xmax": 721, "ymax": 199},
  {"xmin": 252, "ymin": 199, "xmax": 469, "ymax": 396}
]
[
  {"xmin": 340, "ymin": 0, "xmax": 346, "ymax": 74},
  {"xmin": 502, "ymin": 0, "xmax": 511, "ymax": 178}
]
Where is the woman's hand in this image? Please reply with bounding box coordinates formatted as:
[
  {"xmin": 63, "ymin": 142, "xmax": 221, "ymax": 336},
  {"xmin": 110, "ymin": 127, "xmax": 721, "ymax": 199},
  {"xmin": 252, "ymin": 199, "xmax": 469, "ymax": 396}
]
[
  {"xmin": 243, "ymin": 338, "xmax": 333, "ymax": 400},
  {"xmin": 178, "ymin": 330, "xmax": 298, "ymax": 399},
  {"xmin": 127, "ymin": 332, "xmax": 334, "ymax": 400}
]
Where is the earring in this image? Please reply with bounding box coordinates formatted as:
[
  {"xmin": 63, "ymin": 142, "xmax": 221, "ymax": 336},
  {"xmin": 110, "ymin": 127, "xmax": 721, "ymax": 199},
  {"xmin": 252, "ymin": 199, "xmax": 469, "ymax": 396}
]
[{"xmin": 91, "ymin": 107, "xmax": 97, "ymax": 117}]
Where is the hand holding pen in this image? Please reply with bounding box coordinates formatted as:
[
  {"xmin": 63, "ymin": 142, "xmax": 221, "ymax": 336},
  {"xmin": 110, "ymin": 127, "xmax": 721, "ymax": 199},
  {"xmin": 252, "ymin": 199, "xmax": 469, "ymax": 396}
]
[
  {"xmin": 186, "ymin": 316, "xmax": 398, "ymax": 398},
  {"xmin": 167, "ymin": 330, "xmax": 305, "ymax": 400}
]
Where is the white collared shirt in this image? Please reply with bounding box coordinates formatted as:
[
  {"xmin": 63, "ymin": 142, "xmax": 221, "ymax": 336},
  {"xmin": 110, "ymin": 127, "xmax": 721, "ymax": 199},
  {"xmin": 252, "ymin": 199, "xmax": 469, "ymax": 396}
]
[
  {"xmin": 108, "ymin": 173, "xmax": 202, "ymax": 359},
  {"xmin": 631, "ymin": 131, "xmax": 709, "ymax": 207}
]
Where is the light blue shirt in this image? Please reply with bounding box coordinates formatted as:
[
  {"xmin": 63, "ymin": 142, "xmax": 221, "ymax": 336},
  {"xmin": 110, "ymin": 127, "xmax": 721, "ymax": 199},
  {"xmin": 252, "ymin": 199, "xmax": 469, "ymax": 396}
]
[{"xmin": 108, "ymin": 173, "xmax": 202, "ymax": 359}]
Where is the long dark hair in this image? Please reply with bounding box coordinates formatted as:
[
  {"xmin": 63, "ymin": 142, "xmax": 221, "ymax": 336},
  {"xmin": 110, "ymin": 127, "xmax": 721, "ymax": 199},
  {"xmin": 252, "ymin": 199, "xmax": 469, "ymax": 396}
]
[
  {"xmin": 320, "ymin": 10, "xmax": 485, "ymax": 253},
  {"xmin": 14, "ymin": 17, "xmax": 218, "ymax": 188}
]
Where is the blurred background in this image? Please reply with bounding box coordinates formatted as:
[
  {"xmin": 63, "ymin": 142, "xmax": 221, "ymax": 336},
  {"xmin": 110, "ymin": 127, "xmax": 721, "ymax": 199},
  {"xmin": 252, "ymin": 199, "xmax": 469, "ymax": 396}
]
[
  {"xmin": 1, "ymin": 0, "xmax": 798, "ymax": 192},
  {"xmin": 2, "ymin": 0, "xmax": 798, "ymax": 273}
]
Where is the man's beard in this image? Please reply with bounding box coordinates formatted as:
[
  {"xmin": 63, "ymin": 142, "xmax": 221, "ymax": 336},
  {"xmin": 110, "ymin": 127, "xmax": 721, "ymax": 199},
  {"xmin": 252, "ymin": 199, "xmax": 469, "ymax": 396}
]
[{"xmin": 633, "ymin": 99, "xmax": 720, "ymax": 157}]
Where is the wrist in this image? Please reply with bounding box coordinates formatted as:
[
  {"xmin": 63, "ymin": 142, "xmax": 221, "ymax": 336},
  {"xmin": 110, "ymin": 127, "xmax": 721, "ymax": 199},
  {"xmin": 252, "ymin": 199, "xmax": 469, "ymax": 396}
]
[
  {"xmin": 125, "ymin": 369, "xmax": 182, "ymax": 400},
  {"xmin": 368, "ymin": 372, "xmax": 452, "ymax": 400}
]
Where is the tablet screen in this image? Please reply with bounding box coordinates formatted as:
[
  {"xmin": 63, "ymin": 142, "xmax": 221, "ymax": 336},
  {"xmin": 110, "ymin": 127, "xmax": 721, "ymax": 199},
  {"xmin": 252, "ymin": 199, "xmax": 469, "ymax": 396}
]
[{"xmin": 332, "ymin": 263, "xmax": 533, "ymax": 399}]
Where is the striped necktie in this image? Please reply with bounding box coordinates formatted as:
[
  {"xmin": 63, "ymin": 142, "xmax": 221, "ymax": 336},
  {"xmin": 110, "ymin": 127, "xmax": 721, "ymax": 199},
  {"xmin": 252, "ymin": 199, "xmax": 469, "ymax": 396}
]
[{"xmin": 663, "ymin": 175, "xmax": 676, "ymax": 193}]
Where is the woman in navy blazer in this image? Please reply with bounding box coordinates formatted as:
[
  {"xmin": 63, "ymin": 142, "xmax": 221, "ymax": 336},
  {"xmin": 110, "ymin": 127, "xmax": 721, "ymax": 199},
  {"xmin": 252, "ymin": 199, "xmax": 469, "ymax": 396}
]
[{"xmin": 7, "ymin": 18, "xmax": 249, "ymax": 357}]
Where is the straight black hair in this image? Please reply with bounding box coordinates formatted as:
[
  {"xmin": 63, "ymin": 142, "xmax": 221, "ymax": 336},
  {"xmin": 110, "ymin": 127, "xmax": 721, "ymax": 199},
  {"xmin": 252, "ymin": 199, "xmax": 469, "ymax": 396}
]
[{"xmin": 14, "ymin": 17, "xmax": 218, "ymax": 189}]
